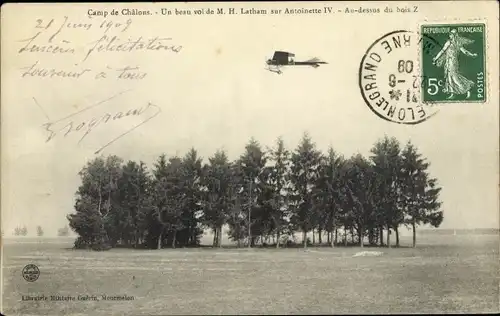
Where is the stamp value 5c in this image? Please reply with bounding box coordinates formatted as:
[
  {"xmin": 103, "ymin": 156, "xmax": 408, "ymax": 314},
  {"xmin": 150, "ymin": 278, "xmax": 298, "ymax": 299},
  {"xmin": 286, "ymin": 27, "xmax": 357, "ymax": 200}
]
[{"xmin": 421, "ymin": 23, "xmax": 486, "ymax": 103}]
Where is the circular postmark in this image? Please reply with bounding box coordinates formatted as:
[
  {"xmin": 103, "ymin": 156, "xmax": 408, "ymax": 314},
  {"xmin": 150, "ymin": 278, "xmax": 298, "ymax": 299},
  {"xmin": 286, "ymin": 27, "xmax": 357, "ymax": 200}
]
[
  {"xmin": 359, "ymin": 30, "xmax": 442, "ymax": 124},
  {"xmin": 22, "ymin": 264, "xmax": 40, "ymax": 282}
]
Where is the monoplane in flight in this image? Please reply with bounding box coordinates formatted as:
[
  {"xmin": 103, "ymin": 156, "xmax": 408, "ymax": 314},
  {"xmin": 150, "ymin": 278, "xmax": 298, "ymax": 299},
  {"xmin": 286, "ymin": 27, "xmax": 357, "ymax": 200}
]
[{"xmin": 265, "ymin": 51, "xmax": 328, "ymax": 74}]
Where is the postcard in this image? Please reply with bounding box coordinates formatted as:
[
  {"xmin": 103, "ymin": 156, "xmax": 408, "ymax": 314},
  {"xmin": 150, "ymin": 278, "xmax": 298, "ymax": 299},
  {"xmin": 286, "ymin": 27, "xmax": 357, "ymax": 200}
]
[{"xmin": 1, "ymin": 1, "xmax": 499, "ymax": 315}]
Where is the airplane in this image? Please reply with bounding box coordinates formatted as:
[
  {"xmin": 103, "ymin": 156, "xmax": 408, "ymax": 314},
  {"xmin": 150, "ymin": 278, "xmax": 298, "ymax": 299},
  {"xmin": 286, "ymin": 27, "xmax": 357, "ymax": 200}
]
[{"xmin": 265, "ymin": 51, "xmax": 328, "ymax": 74}]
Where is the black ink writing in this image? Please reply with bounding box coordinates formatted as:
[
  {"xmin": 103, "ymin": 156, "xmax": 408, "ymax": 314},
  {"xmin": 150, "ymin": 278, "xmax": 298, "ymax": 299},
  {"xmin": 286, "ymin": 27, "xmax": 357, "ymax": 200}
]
[
  {"xmin": 33, "ymin": 90, "xmax": 162, "ymax": 153},
  {"xmin": 93, "ymin": 102, "xmax": 161, "ymax": 154},
  {"xmin": 17, "ymin": 17, "xmax": 180, "ymax": 66},
  {"xmin": 20, "ymin": 61, "xmax": 91, "ymax": 79},
  {"xmin": 82, "ymin": 35, "xmax": 182, "ymax": 63},
  {"xmin": 18, "ymin": 32, "xmax": 75, "ymax": 54},
  {"xmin": 20, "ymin": 62, "xmax": 148, "ymax": 81},
  {"xmin": 43, "ymin": 103, "xmax": 156, "ymax": 143},
  {"xmin": 99, "ymin": 19, "xmax": 132, "ymax": 33},
  {"xmin": 114, "ymin": 66, "xmax": 148, "ymax": 80}
]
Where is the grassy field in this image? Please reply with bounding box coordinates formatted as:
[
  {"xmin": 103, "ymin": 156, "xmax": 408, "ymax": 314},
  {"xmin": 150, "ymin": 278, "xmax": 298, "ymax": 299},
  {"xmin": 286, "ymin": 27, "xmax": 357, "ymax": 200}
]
[{"xmin": 2, "ymin": 234, "xmax": 498, "ymax": 315}]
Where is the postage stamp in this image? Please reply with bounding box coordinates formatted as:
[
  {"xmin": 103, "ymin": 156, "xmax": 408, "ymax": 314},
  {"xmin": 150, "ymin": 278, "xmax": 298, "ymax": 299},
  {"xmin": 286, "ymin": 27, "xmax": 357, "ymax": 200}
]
[
  {"xmin": 359, "ymin": 30, "xmax": 441, "ymax": 125},
  {"xmin": 420, "ymin": 23, "xmax": 486, "ymax": 103}
]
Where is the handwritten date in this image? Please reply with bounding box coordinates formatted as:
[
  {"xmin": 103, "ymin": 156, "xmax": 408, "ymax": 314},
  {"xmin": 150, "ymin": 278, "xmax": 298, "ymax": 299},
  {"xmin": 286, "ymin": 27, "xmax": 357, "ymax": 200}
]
[{"xmin": 33, "ymin": 16, "xmax": 131, "ymax": 38}]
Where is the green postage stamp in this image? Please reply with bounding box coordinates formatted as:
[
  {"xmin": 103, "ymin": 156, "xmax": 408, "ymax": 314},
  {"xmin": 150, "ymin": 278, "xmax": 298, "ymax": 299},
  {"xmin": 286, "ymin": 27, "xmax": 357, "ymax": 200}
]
[{"xmin": 421, "ymin": 23, "xmax": 486, "ymax": 103}]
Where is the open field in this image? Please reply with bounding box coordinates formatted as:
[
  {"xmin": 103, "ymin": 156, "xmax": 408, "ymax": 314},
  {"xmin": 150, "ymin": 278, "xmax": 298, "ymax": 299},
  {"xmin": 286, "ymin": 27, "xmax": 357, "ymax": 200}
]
[{"xmin": 2, "ymin": 234, "xmax": 499, "ymax": 315}]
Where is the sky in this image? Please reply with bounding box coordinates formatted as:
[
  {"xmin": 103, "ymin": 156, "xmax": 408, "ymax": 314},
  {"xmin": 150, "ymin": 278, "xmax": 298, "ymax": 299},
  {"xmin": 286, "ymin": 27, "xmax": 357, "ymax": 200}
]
[{"xmin": 1, "ymin": 2, "xmax": 499, "ymax": 236}]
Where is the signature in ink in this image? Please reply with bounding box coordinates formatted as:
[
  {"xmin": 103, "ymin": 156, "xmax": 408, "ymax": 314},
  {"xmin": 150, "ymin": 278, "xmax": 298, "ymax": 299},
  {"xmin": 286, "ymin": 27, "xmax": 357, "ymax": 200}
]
[{"xmin": 34, "ymin": 90, "xmax": 162, "ymax": 154}]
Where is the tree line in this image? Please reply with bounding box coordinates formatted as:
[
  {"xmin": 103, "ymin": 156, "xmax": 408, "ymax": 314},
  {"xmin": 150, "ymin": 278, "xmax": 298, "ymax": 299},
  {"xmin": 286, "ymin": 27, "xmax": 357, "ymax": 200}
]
[
  {"xmin": 10, "ymin": 225, "xmax": 70, "ymax": 237},
  {"xmin": 13, "ymin": 225, "xmax": 28, "ymax": 236},
  {"xmin": 67, "ymin": 134, "xmax": 443, "ymax": 250}
]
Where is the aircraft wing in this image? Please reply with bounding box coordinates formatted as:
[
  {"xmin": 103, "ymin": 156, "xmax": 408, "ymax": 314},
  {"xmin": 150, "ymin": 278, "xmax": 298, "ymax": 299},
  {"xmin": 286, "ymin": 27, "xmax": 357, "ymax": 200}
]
[
  {"xmin": 273, "ymin": 51, "xmax": 289, "ymax": 60},
  {"xmin": 271, "ymin": 51, "xmax": 293, "ymax": 65}
]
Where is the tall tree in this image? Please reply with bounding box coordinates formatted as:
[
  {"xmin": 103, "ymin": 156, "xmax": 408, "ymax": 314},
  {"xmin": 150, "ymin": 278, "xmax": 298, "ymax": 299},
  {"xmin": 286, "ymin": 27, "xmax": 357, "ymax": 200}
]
[
  {"xmin": 134, "ymin": 161, "xmax": 152, "ymax": 246},
  {"xmin": 117, "ymin": 160, "xmax": 151, "ymax": 247},
  {"xmin": 226, "ymin": 164, "xmax": 246, "ymax": 247},
  {"xmin": 315, "ymin": 148, "xmax": 345, "ymax": 247},
  {"xmin": 236, "ymin": 138, "xmax": 267, "ymax": 248},
  {"xmin": 400, "ymin": 141, "xmax": 443, "ymax": 247},
  {"xmin": 68, "ymin": 157, "xmax": 105, "ymax": 246},
  {"xmin": 266, "ymin": 137, "xmax": 291, "ymax": 248},
  {"xmin": 69, "ymin": 193, "xmax": 105, "ymax": 247},
  {"xmin": 101, "ymin": 155, "xmax": 125, "ymax": 246},
  {"xmin": 179, "ymin": 148, "xmax": 204, "ymax": 246},
  {"xmin": 289, "ymin": 132, "xmax": 322, "ymax": 248},
  {"xmin": 343, "ymin": 154, "xmax": 377, "ymax": 247},
  {"xmin": 202, "ymin": 150, "xmax": 233, "ymax": 247},
  {"xmin": 36, "ymin": 226, "xmax": 44, "ymax": 237},
  {"xmin": 370, "ymin": 136, "xmax": 402, "ymax": 247},
  {"xmin": 68, "ymin": 155, "xmax": 123, "ymax": 247},
  {"xmin": 160, "ymin": 156, "xmax": 186, "ymax": 248},
  {"xmin": 151, "ymin": 154, "xmax": 176, "ymax": 249}
]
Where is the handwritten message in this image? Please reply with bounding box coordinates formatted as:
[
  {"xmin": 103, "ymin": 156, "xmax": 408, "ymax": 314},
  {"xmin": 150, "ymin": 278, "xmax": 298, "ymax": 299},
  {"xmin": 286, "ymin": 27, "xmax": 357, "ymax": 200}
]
[
  {"xmin": 15, "ymin": 14, "xmax": 175, "ymax": 153},
  {"xmin": 17, "ymin": 16, "xmax": 182, "ymax": 80}
]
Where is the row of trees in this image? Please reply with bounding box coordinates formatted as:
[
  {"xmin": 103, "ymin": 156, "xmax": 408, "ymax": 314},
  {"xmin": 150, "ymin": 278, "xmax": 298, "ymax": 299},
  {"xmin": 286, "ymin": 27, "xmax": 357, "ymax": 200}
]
[
  {"xmin": 68, "ymin": 134, "xmax": 443, "ymax": 250},
  {"xmin": 13, "ymin": 225, "xmax": 28, "ymax": 236},
  {"xmin": 9, "ymin": 225, "xmax": 70, "ymax": 237}
]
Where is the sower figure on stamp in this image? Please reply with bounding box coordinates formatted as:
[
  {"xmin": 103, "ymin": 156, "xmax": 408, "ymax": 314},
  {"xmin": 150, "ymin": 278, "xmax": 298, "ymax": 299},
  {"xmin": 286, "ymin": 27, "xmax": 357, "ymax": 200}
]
[{"xmin": 432, "ymin": 29, "xmax": 478, "ymax": 99}]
